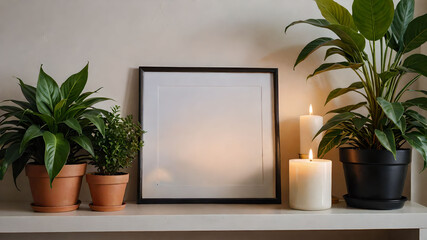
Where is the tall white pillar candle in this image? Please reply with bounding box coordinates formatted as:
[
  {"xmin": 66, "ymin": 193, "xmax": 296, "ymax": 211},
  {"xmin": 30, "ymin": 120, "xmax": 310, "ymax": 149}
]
[
  {"xmin": 300, "ymin": 105, "xmax": 323, "ymax": 157},
  {"xmin": 289, "ymin": 150, "xmax": 332, "ymax": 210}
]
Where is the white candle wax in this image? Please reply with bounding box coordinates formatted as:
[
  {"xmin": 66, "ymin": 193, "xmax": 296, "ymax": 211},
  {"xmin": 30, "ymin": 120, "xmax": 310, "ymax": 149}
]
[
  {"xmin": 289, "ymin": 159, "xmax": 332, "ymax": 210},
  {"xmin": 299, "ymin": 114, "xmax": 323, "ymax": 157}
]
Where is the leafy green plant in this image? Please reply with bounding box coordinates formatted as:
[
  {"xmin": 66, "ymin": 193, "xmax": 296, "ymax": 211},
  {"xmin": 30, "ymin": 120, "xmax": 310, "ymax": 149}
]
[
  {"xmin": 286, "ymin": 0, "xmax": 427, "ymax": 167},
  {"xmin": 90, "ymin": 105, "xmax": 144, "ymax": 175},
  {"xmin": 0, "ymin": 63, "xmax": 110, "ymax": 186}
]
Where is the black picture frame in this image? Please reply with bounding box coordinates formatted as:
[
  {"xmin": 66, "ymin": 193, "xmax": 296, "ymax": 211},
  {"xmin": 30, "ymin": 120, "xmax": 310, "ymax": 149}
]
[{"xmin": 138, "ymin": 67, "xmax": 281, "ymax": 204}]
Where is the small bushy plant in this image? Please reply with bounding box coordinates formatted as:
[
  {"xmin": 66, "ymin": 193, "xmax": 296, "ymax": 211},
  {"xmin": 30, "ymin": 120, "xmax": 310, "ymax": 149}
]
[{"xmin": 91, "ymin": 106, "xmax": 144, "ymax": 175}]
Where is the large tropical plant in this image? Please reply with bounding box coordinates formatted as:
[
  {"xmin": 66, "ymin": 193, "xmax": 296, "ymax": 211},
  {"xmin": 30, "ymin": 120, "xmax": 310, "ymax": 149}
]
[
  {"xmin": 286, "ymin": 0, "xmax": 427, "ymax": 167},
  {"xmin": 0, "ymin": 64, "xmax": 110, "ymax": 186}
]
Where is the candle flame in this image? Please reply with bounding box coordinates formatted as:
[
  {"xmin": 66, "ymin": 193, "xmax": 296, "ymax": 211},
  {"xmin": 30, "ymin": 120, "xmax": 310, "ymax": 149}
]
[
  {"xmin": 309, "ymin": 104, "xmax": 313, "ymax": 115},
  {"xmin": 309, "ymin": 149, "xmax": 313, "ymax": 161}
]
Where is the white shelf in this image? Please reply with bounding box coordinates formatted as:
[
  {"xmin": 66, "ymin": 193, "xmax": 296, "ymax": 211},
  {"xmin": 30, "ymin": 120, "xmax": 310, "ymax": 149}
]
[{"xmin": 0, "ymin": 201, "xmax": 427, "ymax": 233}]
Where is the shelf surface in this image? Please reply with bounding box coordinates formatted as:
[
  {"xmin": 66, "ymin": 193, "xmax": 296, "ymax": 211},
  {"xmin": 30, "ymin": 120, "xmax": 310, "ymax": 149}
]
[{"xmin": 0, "ymin": 201, "xmax": 427, "ymax": 233}]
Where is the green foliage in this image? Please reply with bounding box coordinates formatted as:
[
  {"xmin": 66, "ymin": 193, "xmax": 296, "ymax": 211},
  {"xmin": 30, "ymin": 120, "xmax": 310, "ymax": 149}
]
[
  {"xmin": 0, "ymin": 64, "xmax": 110, "ymax": 186},
  {"xmin": 286, "ymin": 0, "xmax": 427, "ymax": 168},
  {"xmin": 90, "ymin": 106, "xmax": 144, "ymax": 175}
]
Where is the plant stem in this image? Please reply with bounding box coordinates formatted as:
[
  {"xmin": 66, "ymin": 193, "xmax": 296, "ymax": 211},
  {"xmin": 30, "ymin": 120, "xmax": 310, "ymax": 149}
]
[{"xmin": 394, "ymin": 75, "xmax": 421, "ymax": 101}]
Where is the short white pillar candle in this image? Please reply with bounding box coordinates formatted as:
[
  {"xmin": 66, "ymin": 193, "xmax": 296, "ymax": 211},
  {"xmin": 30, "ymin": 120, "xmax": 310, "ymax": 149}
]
[{"xmin": 289, "ymin": 150, "xmax": 332, "ymax": 210}]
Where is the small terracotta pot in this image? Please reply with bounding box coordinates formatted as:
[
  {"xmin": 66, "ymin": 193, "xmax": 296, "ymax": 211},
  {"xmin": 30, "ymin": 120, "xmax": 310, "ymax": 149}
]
[
  {"xmin": 86, "ymin": 173, "xmax": 129, "ymax": 212},
  {"xmin": 25, "ymin": 163, "xmax": 87, "ymax": 213}
]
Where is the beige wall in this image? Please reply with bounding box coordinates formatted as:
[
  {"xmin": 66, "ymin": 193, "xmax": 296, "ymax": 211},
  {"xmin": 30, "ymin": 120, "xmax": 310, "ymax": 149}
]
[{"xmin": 0, "ymin": 0, "xmax": 425, "ymax": 239}]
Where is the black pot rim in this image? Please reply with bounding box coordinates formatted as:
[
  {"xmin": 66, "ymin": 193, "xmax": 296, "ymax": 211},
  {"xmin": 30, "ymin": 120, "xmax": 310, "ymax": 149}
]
[{"xmin": 339, "ymin": 147, "xmax": 411, "ymax": 165}]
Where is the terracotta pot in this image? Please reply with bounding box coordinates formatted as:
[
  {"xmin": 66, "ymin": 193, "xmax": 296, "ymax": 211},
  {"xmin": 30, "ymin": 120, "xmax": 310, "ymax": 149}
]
[
  {"xmin": 86, "ymin": 173, "xmax": 129, "ymax": 212},
  {"xmin": 25, "ymin": 163, "xmax": 87, "ymax": 213}
]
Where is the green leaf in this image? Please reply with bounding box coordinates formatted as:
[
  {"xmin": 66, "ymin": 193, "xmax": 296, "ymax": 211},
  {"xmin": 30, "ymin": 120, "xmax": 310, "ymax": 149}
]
[
  {"xmin": 391, "ymin": 0, "xmax": 414, "ymax": 46},
  {"xmin": 308, "ymin": 62, "xmax": 362, "ymax": 79},
  {"xmin": 403, "ymin": 13, "xmax": 427, "ymax": 53},
  {"xmin": 405, "ymin": 109, "xmax": 427, "ymax": 128},
  {"xmin": 0, "ymin": 144, "xmax": 22, "ymax": 180},
  {"xmin": 402, "ymin": 54, "xmax": 427, "ymax": 76},
  {"xmin": 294, "ymin": 37, "xmax": 333, "ymax": 68},
  {"xmin": 315, "ymin": 0, "xmax": 357, "ymax": 30},
  {"xmin": 285, "ymin": 19, "xmax": 366, "ymax": 50},
  {"xmin": 314, "ymin": 112, "xmax": 355, "ymax": 139},
  {"xmin": 36, "ymin": 65, "xmax": 61, "ymax": 116},
  {"xmin": 12, "ymin": 153, "xmax": 31, "ymax": 190},
  {"xmin": 405, "ymin": 97, "xmax": 427, "ymax": 110},
  {"xmin": 378, "ymin": 70, "xmax": 400, "ymax": 83},
  {"xmin": 71, "ymin": 135, "xmax": 94, "ymax": 157},
  {"xmin": 404, "ymin": 132, "xmax": 427, "ymax": 169},
  {"xmin": 82, "ymin": 114, "xmax": 105, "ymax": 137},
  {"xmin": 3, "ymin": 100, "xmax": 31, "ymax": 110},
  {"xmin": 386, "ymin": 29, "xmax": 400, "ymax": 51},
  {"xmin": 325, "ymin": 82, "xmax": 364, "ymax": 104},
  {"xmin": 326, "ymin": 102, "xmax": 366, "ymax": 114},
  {"xmin": 318, "ymin": 129, "xmax": 343, "ymax": 158},
  {"xmin": 20, "ymin": 125, "xmax": 43, "ymax": 153},
  {"xmin": 75, "ymin": 88, "xmax": 102, "ymax": 103},
  {"xmin": 43, "ymin": 132, "xmax": 70, "ymax": 186},
  {"xmin": 352, "ymin": 0, "xmax": 394, "ymax": 41},
  {"xmin": 53, "ymin": 99, "xmax": 68, "ymax": 121},
  {"xmin": 353, "ymin": 117, "xmax": 369, "ymax": 130},
  {"xmin": 79, "ymin": 97, "xmax": 111, "ymax": 107},
  {"xmin": 60, "ymin": 63, "xmax": 88, "ymax": 105},
  {"xmin": 17, "ymin": 78, "xmax": 37, "ymax": 110},
  {"xmin": 377, "ymin": 97, "xmax": 404, "ymax": 126},
  {"xmin": 375, "ymin": 129, "xmax": 397, "ymax": 159},
  {"xmin": 324, "ymin": 47, "xmax": 353, "ymax": 61},
  {"xmin": 63, "ymin": 118, "xmax": 82, "ymax": 135}
]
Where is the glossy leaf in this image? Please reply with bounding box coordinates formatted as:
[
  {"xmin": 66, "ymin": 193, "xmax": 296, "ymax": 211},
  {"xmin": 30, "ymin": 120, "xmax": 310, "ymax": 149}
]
[
  {"xmin": 403, "ymin": 14, "xmax": 427, "ymax": 53},
  {"xmin": 326, "ymin": 102, "xmax": 366, "ymax": 114},
  {"xmin": 325, "ymin": 82, "xmax": 364, "ymax": 104},
  {"xmin": 60, "ymin": 63, "xmax": 88, "ymax": 105},
  {"xmin": 43, "ymin": 132, "xmax": 70, "ymax": 186},
  {"xmin": 353, "ymin": 117, "xmax": 369, "ymax": 130},
  {"xmin": 0, "ymin": 144, "xmax": 22, "ymax": 180},
  {"xmin": 314, "ymin": 112, "xmax": 355, "ymax": 139},
  {"xmin": 17, "ymin": 78, "xmax": 37, "ymax": 109},
  {"xmin": 315, "ymin": 0, "xmax": 357, "ymax": 30},
  {"xmin": 324, "ymin": 47, "xmax": 353, "ymax": 61},
  {"xmin": 285, "ymin": 19, "xmax": 366, "ymax": 50},
  {"xmin": 404, "ymin": 132, "xmax": 427, "ymax": 168},
  {"xmin": 82, "ymin": 114, "xmax": 105, "ymax": 137},
  {"xmin": 75, "ymin": 87, "xmax": 102, "ymax": 103},
  {"xmin": 294, "ymin": 37, "xmax": 333, "ymax": 68},
  {"xmin": 379, "ymin": 70, "xmax": 399, "ymax": 83},
  {"xmin": 405, "ymin": 97, "xmax": 427, "ymax": 110},
  {"xmin": 308, "ymin": 62, "xmax": 362, "ymax": 79},
  {"xmin": 71, "ymin": 135, "xmax": 94, "ymax": 157},
  {"xmin": 53, "ymin": 99, "xmax": 67, "ymax": 121},
  {"xmin": 318, "ymin": 129, "xmax": 343, "ymax": 158},
  {"xmin": 63, "ymin": 118, "xmax": 82, "ymax": 135},
  {"xmin": 375, "ymin": 129, "xmax": 396, "ymax": 159},
  {"xmin": 402, "ymin": 54, "xmax": 427, "ymax": 77},
  {"xmin": 12, "ymin": 153, "xmax": 31, "ymax": 189},
  {"xmin": 377, "ymin": 97, "xmax": 404, "ymax": 125},
  {"xmin": 36, "ymin": 66, "xmax": 61, "ymax": 116},
  {"xmin": 20, "ymin": 125, "xmax": 43, "ymax": 153},
  {"xmin": 79, "ymin": 97, "xmax": 111, "ymax": 107},
  {"xmin": 352, "ymin": 0, "xmax": 394, "ymax": 40},
  {"xmin": 391, "ymin": 0, "xmax": 414, "ymax": 46}
]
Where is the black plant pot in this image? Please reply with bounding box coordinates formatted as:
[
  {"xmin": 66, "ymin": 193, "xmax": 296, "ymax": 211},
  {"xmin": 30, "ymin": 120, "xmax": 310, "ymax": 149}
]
[{"xmin": 340, "ymin": 148, "xmax": 411, "ymax": 210}]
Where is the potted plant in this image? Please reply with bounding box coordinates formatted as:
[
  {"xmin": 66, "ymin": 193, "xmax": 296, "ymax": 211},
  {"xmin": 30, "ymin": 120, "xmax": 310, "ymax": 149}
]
[
  {"xmin": 0, "ymin": 63, "xmax": 109, "ymax": 212},
  {"xmin": 86, "ymin": 105, "xmax": 144, "ymax": 212},
  {"xmin": 286, "ymin": 0, "xmax": 426, "ymax": 209}
]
